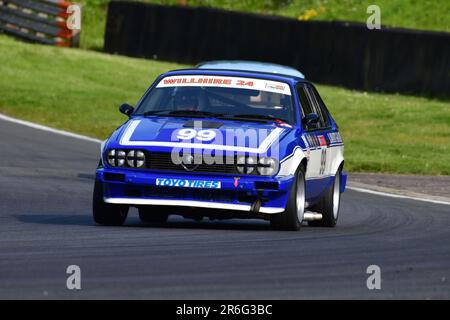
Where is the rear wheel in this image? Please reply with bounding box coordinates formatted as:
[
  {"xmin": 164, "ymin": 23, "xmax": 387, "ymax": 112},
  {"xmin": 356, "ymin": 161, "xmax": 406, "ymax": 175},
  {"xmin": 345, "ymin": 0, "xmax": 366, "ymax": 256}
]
[
  {"xmin": 138, "ymin": 207, "xmax": 169, "ymax": 224},
  {"xmin": 309, "ymin": 168, "xmax": 342, "ymax": 227},
  {"xmin": 92, "ymin": 180, "xmax": 129, "ymax": 226},
  {"xmin": 270, "ymin": 165, "xmax": 306, "ymax": 231}
]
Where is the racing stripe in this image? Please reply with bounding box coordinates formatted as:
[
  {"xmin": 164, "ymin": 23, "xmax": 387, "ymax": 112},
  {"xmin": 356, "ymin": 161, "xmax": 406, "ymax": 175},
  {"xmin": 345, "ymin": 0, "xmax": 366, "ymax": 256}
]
[{"xmin": 119, "ymin": 120, "xmax": 285, "ymax": 153}]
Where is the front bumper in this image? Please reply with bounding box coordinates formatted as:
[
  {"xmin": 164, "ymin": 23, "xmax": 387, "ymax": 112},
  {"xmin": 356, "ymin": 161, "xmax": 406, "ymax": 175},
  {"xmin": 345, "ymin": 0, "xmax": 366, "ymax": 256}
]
[{"xmin": 97, "ymin": 168, "xmax": 295, "ymax": 214}]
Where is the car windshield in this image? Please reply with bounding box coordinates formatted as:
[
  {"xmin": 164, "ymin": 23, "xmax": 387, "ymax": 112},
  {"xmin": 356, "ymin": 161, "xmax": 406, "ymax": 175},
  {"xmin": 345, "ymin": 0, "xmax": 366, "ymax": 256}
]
[{"xmin": 135, "ymin": 75, "xmax": 295, "ymax": 124}]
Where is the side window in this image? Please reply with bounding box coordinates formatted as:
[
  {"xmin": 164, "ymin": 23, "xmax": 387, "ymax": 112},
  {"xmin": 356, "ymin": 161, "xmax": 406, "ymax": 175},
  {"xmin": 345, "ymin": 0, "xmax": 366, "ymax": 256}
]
[
  {"xmin": 296, "ymin": 85, "xmax": 318, "ymax": 130},
  {"xmin": 308, "ymin": 85, "xmax": 331, "ymax": 128}
]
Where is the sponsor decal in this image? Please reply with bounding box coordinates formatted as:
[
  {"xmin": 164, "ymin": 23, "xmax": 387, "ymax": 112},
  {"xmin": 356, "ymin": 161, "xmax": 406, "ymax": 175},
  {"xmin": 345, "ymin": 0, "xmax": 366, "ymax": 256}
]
[
  {"xmin": 162, "ymin": 77, "xmax": 232, "ymax": 86},
  {"xmin": 306, "ymin": 134, "xmax": 320, "ymax": 148},
  {"xmin": 265, "ymin": 82, "xmax": 286, "ymax": 93},
  {"xmin": 328, "ymin": 132, "xmax": 343, "ymax": 144},
  {"xmin": 318, "ymin": 135, "xmax": 327, "ymax": 147},
  {"xmin": 156, "ymin": 178, "xmax": 221, "ymax": 189},
  {"xmin": 233, "ymin": 177, "xmax": 240, "ymax": 188},
  {"xmin": 314, "ymin": 136, "xmax": 319, "ymax": 147},
  {"xmin": 156, "ymin": 76, "xmax": 292, "ymax": 95},
  {"xmin": 275, "ymin": 119, "xmax": 293, "ymax": 128},
  {"xmin": 305, "ymin": 135, "xmax": 313, "ymax": 147},
  {"xmin": 301, "ymin": 136, "xmax": 309, "ymax": 148},
  {"xmin": 306, "ymin": 134, "xmax": 328, "ymax": 148},
  {"xmin": 236, "ymin": 80, "xmax": 254, "ymax": 87}
]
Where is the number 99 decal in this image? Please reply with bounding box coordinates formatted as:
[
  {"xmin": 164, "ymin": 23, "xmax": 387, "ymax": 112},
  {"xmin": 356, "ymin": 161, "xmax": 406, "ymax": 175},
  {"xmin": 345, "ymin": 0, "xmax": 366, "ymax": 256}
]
[{"xmin": 176, "ymin": 129, "xmax": 217, "ymax": 141}]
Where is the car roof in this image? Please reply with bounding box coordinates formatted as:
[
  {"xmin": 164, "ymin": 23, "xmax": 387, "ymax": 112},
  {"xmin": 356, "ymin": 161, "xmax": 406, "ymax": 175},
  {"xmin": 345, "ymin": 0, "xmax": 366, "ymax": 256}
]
[{"xmin": 196, "ymin": 60, "xmax": 305, "ymax": 79}]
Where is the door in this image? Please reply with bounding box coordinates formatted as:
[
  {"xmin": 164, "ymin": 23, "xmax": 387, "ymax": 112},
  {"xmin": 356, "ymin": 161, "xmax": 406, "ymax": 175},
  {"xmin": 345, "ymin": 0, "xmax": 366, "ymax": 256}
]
[
  {"xmin": 296, "ymin": 84, "xmax": 330, "ymax": 179},
  {"xmin": 306, "ymin": 85, "xmax": 335, "ymax": 177},
  {"xmin": 297, "ymin": 84, "xmax": 332, "ymax": 201}
]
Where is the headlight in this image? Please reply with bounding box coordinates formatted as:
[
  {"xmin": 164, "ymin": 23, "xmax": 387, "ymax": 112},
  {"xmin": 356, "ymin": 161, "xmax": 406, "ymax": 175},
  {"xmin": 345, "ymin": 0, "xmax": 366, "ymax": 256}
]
[
  {"xmin": 116, "ymin": 150, "xmax": 126, "ymax": 167},
  {"xmin": 257, "ymin": 157, "xmax": 278, "ymax": 176},
  {"xmin": 126, "ymin": 150, "xmax": 145, "ymax": 168},
  {"xmin": 106, "ymin": 149, "xmax": 116, "ymax": 166},
  {"xmin": 236, "ymin": 156, "xmax": 256, "ymax": 174},
  {"xmin": 107, "ymin": 149, "xmax": 124, "ymax": 166},
  {"xmin": 105, "ymin": 149, "xmax": 127, "ymax": 167}
]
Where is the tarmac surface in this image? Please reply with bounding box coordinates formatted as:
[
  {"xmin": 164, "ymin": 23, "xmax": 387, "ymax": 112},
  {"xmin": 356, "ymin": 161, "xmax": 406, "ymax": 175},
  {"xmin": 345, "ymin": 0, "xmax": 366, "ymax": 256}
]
[{"xmin": 0, "ymin": 117, "xmax": 449, "ymax": 299}]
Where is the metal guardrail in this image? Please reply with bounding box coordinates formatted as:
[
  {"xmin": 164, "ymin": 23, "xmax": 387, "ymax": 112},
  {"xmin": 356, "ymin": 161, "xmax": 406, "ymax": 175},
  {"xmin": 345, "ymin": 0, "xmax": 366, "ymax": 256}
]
[{"xmin": 0, "ymin": 0, "xmax": 80, "ymax": 47}]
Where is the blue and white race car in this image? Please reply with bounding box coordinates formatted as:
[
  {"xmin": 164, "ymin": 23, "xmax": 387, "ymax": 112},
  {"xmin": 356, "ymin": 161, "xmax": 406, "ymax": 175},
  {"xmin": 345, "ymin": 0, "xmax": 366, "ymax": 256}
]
[{"xmin": 93, "ymin": 61, "xmax": 346, "ymax": 230}]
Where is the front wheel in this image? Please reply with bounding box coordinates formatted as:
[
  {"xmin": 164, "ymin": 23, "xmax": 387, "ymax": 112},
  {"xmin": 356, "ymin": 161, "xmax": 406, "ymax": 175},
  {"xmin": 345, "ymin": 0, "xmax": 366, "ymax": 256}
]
[
  {"xmin": 309, "ymin": 168, "xmax": 342, "ymax": 227},
  {"xmin": 92, "ymin": 180, "xmax": 129, "ymax": 226},
  {"xmin": 270, "ymin": 165, "xmax": 306, "ymax": 231}
]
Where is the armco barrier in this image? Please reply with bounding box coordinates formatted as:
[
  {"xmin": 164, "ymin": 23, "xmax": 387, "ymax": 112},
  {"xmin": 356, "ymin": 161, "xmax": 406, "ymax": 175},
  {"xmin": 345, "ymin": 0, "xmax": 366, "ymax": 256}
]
[
  {"xmin": 0, "ymin": 0, "xmax": 79, "ymax": 47},
  {"xmin": 104, "ymin": 2, "xmax": 450, "ymax": 98}
]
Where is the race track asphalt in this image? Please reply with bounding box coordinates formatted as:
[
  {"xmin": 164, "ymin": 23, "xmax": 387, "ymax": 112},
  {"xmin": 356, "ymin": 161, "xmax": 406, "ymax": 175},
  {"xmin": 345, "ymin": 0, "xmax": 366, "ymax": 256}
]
[{"xmin": 0, "ymin": 117, "xmax": 449, "ymax": 299}]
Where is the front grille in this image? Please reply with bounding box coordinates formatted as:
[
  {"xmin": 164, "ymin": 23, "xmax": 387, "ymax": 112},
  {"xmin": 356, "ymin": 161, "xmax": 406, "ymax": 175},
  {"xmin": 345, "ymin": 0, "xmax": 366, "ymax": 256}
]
[{"xmin": 146, "ymin": 152, "xmax": 239, "ymax": 175}]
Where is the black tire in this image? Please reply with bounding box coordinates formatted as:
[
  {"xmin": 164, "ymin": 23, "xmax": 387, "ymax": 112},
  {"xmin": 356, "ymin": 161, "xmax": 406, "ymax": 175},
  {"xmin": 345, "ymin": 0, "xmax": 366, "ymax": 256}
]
[
  {"xmin": 270, "ymin": 165, "xmax": 306, "ymax": 231},
  {"xmin": 92, "ymin": 180, "xmax": 129, "ymax": 226},
  {"xmin": 309, "ymin": 168, "xmax": 342, "ymax": 227},
  {"xmin": 138, "ymin": 207, "xmax": 169, "ymax": 224}
]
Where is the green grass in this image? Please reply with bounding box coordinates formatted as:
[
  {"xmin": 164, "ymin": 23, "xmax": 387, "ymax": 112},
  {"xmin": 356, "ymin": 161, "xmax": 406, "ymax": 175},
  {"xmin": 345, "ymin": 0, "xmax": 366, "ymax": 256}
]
[
  {"xmin": 0, "ymin": 35, "xmax": 184, "ymax": 138},
  {"xmin": 318, "ymin": 87, "xmax": 450, "ymax": 174},
  {"xmin": 79, "ymin": 0, "xmax": 450, "ymax": 50},
  {"xmin": 0, "ymin": 35, "xmax": 449, "ymax": 175}
]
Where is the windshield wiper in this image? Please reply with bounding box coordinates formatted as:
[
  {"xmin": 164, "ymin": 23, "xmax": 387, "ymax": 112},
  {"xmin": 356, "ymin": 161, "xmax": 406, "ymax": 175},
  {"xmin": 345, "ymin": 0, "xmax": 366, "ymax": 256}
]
[
  {"xmin": 219, "ymin": 114, "xmax": 289, "ymax": 124},
  {"xmin": 169, "ymin": 110, "xmax": 224, "ymax": 117},
  {"xmin": 143, "ymin": 110, "xmax": 223, "ymax": 118}
]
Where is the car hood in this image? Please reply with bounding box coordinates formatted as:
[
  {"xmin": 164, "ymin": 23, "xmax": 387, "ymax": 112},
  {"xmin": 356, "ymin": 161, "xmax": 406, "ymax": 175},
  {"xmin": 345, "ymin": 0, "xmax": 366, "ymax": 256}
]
[{"xmin": 109, "ymin": 116, "xmax": 292, "ymax": 155}]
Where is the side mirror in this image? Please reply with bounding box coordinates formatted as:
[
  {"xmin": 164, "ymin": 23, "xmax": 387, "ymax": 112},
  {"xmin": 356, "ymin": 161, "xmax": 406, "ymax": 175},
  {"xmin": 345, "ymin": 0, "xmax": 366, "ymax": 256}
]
[
  {"xmin": 119, "ymin": 103, "xmax": 134, "ymax": 116},
  {"xmin": 302, "ymin": 113, "xmax": 320, "ymax": 128}
]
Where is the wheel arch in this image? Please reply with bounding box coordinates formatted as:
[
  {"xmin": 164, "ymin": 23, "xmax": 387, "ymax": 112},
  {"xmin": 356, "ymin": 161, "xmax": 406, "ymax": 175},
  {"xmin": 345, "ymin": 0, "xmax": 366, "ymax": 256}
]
[
  {"xmin": 328, "ymin": 146, "xmax": 345, "ymax": 176},
  {"xmin": 300, "ymin": 157, "xmax": 308, "ymax": 172},
  {"xmin": 277, "ymin": 147, "xmax": 308, "ymax": 177}
]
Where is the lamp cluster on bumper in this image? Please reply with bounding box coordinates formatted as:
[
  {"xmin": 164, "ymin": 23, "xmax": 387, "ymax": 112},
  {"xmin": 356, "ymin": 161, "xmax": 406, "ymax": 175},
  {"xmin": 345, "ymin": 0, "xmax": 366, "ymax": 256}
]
[
  {"xmin": 105, "ymin": 150, "xmax": 278, "ymax": 175},
  {"xmin": 106, "ymin": 149, "xmax": 145, "ymax": 168},
  {"xmin": 236, "ymin": 156, "xmax": 278, "ymax": 176}
]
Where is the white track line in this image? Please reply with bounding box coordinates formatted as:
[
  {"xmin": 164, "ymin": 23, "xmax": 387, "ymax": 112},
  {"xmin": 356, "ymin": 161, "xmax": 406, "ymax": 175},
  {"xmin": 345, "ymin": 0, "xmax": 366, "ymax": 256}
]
[
  {"xmin": 0, "ymin": 113, "xmax": 101, "ymax": 144},
  {"xmin": 1, "ymin": 112, "xmax": 449, "ymax": 206},
  {"xmin": 347, "ymin": 186, "xmax": 450, "ymax": 206}
]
